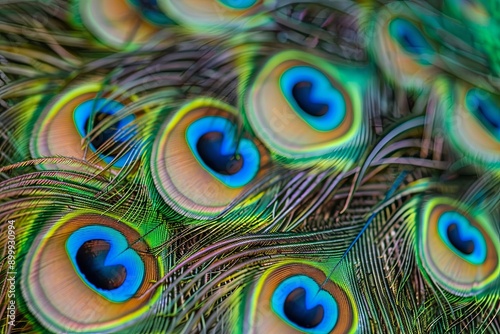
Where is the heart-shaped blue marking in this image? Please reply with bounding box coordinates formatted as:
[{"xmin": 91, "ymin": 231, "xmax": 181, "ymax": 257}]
[
  {"xmin": 186, "ymin": 116, "xmax": 260, "ymax": 188},
  {"xmin": 280, "ymin": 66, "xmax": 346, "ymax": 132},
  {"xmin": 389, "ymin": 18, "xmax": 434, "ymax": 65},
  {"xmin": 271, "ymin": 275, "xmax": 338, "ymax": 333},
  {"xmin": 74, "ymin": 98, "xmax": 139, "ymax": 168},
  {"xmin": 466, "ymin": 89, "xmax": 500, "ymax": 140},
  {"xmin": 437, "ymin": 211, "xmax": 487, "ymax": 265},
  {"xmin": 66, "ymin": 226, "xmax": 145, "ymax": 303}
]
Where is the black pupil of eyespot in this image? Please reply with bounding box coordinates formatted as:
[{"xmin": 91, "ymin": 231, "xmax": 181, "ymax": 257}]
[
  {"xmin": 196, "ymin": 131, "xmax": 244, "ymax": 175},
  {"xmin": 76, "ymin": 239, "xmax": 127, "ymax": 291},
  {"xmin": 284, "ymin": 287, "xmax": 324, "ymax": 329},
  {"xmin": 84, "ymin": 112, "xmax": 122, "ymax": 156},
  {"xmin": 292, "ymin": 81, "xmax": 329, "ymax": 117},
  {"xmin": 447, "ymin": 223, "xmax": 475, "ymax": 255}
]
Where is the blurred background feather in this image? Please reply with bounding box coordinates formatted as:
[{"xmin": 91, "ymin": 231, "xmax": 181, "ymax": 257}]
[{"xmin": 0, "ymin": 0, "xmax": 499, "ymax": 333}]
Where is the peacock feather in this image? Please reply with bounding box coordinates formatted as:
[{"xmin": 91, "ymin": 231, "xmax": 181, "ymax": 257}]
[{"xmin": 1, "ymin": 0, "xmax": 499, "ymax": 333}]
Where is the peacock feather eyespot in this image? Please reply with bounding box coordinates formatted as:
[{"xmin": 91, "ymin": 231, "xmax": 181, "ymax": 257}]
[
  {"xmin": 30, "ymin": 82, "xmax": 142, "ymax": 172},
  {"xmin": 21, "ymin": 210, "xmax": 162, "ymax": 333},
  {"xmin": 280, "ymin": 66, "xmax": 346, "ymax": 132},
  {"xmin": 437, "ymin": 79, "xmax": 500, "ymax": 169},
  {"xmin": 388, "ymin": 18, "xmax": 434, "ymax": 65},
  {"xmin": 151, "ymin": 98, "xmax": 270, "ymax": 219},
  {"xmin": 436, "ymin": 211, "xmax": 487, "ymax": 265},
  {"xmin": 370, "ymin": 2, "xmax": 439, "ymax": 89},
  {"xmin": 417, "ymin": 197, "xmax": 500, "ymax": 296},
  {"xmin": 157, "ymin": 0, "xmax": 271, "ymax": 33},
  {"xmin": 73, "ymin": 98, "xmax": 138, "ymax": 168},
  {"xmin": 244, "ymin": 50, "xmax": 369, "ymax": 169},
  {"xmin": 73, "ymin": 0, "xmax": 166, "ymax": 50},
  {"xmin": 234, "ymin": 261, "xmax": 358, "ymax": 334}
]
